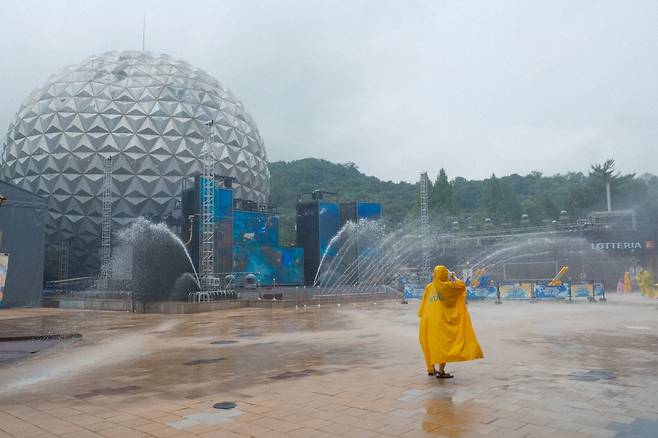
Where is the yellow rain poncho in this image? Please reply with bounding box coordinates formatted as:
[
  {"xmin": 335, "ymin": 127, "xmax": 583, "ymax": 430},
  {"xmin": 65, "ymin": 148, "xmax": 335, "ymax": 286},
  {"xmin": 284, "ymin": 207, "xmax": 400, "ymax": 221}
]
[
  {"xmin": 639, "ymin": 269, "xmax": 655, "ymax": 298},
  {"xmin": 624, "ymin": 272, "xmax": 632, "ymax": 293},
  {"xmin": 645, "ymin": 274, "xmax": 655, "ymax": 298},
  {"xmin": 418, "ymin": 265, "xmax": 483, "ymax": 371}
]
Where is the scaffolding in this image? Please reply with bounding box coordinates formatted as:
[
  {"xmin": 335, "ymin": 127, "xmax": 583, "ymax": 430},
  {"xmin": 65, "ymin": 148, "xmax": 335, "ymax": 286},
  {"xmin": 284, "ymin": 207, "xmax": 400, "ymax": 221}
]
[
  {"xmin": 58, "ymin": 240, "xmax": 69, "ymax": 282},
  {"xmin": 98, "ymin": 155, "xmax": 112, "ymax": 289},
  {"xmin": 200, "ymin": 120, "xmax": 217, "ymax": 289},
  {"xmin": 420, "ymin": 172, "xmax": 430, "ymax": 281}
]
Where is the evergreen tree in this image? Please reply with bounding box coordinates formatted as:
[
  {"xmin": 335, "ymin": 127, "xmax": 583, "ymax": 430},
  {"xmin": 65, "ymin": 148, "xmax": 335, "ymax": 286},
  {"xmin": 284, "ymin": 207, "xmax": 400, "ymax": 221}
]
[
  {"xmin": 430, "ymin": 168, "xmax": 459, "ymax": 217},
  {"xmin": 589, "ymin": 159, "xmax": 635, "ymax": 212}
]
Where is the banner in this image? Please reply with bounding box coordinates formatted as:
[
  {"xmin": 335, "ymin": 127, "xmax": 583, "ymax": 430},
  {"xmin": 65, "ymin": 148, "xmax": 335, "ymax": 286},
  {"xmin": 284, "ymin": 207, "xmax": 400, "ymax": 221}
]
[
  {"xmin": 499, "ymin": 282, "xmax": 532, "ymax": 300},
  {"xmin": 0, "ymin": 253, "xmax": 8, "ymax": 307},
  {"xmin": 571, "ymin": 282, "xmax": 593, "ymax": 298},
  {"xmin": 594, "ymin": 282, "xmax": 605, "ymax": 296},
  {"xmin": 467, "ymin": 286, "xmax": 497, "ymax": 300},
  {"xmin": 560, "ymin": 281, "xmax": 605, "ymax": 299},
  {"xmin": 534, "ymin": 283, "xmax": 569, "ymax": 299},
  {"xmin": 403, "ymin": 285, "xmax": 424, "ymax": 300}
]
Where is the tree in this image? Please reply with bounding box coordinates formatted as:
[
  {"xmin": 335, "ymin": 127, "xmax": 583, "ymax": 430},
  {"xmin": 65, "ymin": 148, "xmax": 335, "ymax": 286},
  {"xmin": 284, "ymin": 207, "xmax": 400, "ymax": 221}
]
[
  {"xmin": 481, "ymin": 174, "xmax": 521, "ymax": 224},
  {"xmin": 589, "ymin": 159, "xmax": 635, "ymax": 212},
  {"xmin": 431, "ymin": 168, "xmax": 459, "ymax": 217}
]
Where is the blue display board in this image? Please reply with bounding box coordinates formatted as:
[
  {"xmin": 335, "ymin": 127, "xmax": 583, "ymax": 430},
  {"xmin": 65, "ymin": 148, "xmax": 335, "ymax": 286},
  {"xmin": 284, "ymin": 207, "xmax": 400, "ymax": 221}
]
[
  {"xmin": 533, "ymin": 283, "xmax": 569, "ymax": 299},
  {"xmin": 233, "ymin": 245, "xmax": 304, "ymax": 285},
  {"xmin": 571, "ymin": 281, "xmax": 605, "ymax": 298},
  {"xmin": 319, "ymin": 202, "xmax": 340, "ymax": 258},
  {"xmin": 233, "ymin": 210, "xmax": 279, "ymax": 247},
  {"xmin": 356, "ymin": 202, "xmax": 382, "ymax": 221},
  {"xmin": 466, "ymin": 286, "xmax": 497, "ymax": 300},
  {"xmin": 198, "ymin": 177, "xmax": 233, "ymax": 224},
  {"xmin": 499, "ymin": 282, "xmax": 533, "ymax": 300},
  {"xmin": 215, "ymin": 188, "xmax": 233, "ymax": 219},
  {"xmin": 403, "ymin": 285, "xmax": 425, "ymax": 300}
]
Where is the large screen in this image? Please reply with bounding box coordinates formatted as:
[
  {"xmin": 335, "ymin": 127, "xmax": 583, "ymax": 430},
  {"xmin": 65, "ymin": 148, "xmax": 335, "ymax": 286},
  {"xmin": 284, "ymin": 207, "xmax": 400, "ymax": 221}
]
[
  {"xmin": 233, "ymin": 210, "xmax": 279, "ymax": 247},
  {"xmin": 318, "ymin": 202, "xmax": 340, "ymax": 258},
  {"xmin": 233, "ymin": 245, "xmax": 304, "ymax": 285}
]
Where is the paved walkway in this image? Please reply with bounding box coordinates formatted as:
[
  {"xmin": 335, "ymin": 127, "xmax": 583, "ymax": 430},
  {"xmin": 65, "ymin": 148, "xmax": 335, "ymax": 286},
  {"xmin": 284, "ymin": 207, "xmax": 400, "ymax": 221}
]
[{"xmin": 0, "ymin": 294, "xmax": 657, "ymax": 437}]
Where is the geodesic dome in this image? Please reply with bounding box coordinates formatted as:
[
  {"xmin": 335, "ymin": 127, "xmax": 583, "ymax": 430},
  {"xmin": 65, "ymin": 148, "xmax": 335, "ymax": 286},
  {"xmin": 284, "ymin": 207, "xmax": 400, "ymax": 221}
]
[{"xmin": 1, "ymin": 50, "xmax": 270, "ymax": 278}]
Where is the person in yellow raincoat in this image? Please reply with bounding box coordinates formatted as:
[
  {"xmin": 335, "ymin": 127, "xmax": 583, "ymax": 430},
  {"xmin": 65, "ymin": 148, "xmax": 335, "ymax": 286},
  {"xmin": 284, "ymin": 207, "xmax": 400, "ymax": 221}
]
[
  {"xmin": 637, "ymin": 269, "xmax": 646, "ymax": 296},
  {"xmin": 418, "ymin": 265, "xmax": 483, "ymax": 378},
  {"xmin": 624, "ymin": 271, "xmax": 632, "ymax": 293},
  {"xmin": 639, "ymin": 269, "xmax": 655, "ymax": 298}
]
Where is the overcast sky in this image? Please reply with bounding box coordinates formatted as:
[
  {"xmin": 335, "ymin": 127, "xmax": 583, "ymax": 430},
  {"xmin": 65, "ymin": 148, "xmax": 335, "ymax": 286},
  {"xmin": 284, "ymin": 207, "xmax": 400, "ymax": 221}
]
[{"xmin": 1, "ymin": 0, "xmax": 656, "ymax": 183}]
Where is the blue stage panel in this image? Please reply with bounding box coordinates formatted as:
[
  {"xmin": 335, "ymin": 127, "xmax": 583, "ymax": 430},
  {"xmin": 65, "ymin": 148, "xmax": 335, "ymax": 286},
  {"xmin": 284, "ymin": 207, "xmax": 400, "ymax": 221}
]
[{"xmin": 356, "ymin": 202, "xmax": 382, "ymax": 220}]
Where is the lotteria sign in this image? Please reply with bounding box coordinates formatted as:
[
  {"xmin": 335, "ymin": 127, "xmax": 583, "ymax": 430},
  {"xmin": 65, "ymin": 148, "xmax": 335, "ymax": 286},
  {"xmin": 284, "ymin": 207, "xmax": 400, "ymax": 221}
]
[{"xmin": 591, "ymin": 241, "xmax": 642, "ymax": 250}]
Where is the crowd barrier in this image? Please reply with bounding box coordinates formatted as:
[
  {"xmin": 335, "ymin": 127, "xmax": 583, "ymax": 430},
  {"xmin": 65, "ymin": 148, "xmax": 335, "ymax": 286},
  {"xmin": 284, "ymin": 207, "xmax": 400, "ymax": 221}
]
[{"xmin": 403, "ymin": 281, "xmax": 606, "ymax": 302}]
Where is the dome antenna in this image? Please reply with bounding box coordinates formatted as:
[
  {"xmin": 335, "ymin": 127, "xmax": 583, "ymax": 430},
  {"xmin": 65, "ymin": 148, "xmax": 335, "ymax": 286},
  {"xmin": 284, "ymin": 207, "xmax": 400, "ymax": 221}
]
[{"xmin": 142, "ymin": 13, "xmax": 146, "ymax": 51}]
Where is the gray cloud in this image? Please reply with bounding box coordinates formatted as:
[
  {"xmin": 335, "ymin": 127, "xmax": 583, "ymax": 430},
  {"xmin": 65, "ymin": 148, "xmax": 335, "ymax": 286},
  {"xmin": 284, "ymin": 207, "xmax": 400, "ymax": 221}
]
[{"xmin": 1, "ymin": 0, "xmax": 656, "ymax": 182}]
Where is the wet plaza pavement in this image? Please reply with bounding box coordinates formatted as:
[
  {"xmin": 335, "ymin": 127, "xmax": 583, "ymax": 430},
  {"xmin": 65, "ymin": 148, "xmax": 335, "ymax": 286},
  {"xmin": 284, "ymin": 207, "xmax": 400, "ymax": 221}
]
[{"xmin": 0, "ymin": 295, "xmax": 657, "ymax": 437}]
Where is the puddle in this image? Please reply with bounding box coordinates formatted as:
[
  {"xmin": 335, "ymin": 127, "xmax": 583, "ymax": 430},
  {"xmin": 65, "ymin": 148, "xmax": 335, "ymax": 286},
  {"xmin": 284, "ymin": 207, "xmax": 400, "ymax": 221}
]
[
  {"xmin": 76, "ymin": 385, "xmax": 141, "ymax": 399},
  {"xmin": 183, "ymin": 358, "xmax": 226, "ymax": 365},
  {"xmin": 269, "ymin": 369, "xmax": 319, "ymax": 380},
  {"xmin": 569, "ymin": 370, "xmax": 616, "ymax": 382},
  {"xmin": 0, "ymin": 334, "xmax": 81, "ymax": 363}
]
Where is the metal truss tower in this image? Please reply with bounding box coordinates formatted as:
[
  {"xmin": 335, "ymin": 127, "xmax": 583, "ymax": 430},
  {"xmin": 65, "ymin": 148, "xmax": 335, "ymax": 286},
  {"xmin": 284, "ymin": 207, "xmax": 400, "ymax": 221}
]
[
  {"xmin": 420, "ymin": 172, "xmax": 431, "ymax": 281},
  {"xmin": 98, "ymin": 155, "xmax": 112, "ymax": 289},
  {"xmin": 59, "ymin": 240, "xmax": 69, "ymax": 281},
  {"xmin": 200, "ymin": 120, "xmax": 217, "ymax": 289}
]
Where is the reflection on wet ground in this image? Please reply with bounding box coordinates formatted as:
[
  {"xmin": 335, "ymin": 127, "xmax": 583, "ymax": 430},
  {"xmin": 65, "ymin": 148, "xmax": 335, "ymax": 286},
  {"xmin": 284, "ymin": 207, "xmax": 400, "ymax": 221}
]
[{"xmin": 0, "ymin": 295, "xmax": 657, "ymax": 437}]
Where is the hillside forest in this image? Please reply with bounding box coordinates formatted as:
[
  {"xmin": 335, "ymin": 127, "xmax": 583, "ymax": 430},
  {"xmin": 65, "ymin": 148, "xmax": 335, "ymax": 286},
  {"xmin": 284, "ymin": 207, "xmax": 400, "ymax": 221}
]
[{"xmin": 268, "ymin": 158, "xmax": 658, "ymax": 246}]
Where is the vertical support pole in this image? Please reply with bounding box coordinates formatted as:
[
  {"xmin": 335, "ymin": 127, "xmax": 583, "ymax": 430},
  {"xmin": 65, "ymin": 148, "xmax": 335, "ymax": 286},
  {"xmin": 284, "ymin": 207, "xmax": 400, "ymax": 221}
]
[
  {"xmin": 420, "ymin": 172, "xmax": 430, "ymax": 282},
  {"xmin": 59, "ymin": 240, "xmax": 69, "ymax": 280},
  {"xmin": 59, "ymin": 240, "xmax": 69, "ymax": 292},
  {"xmin": 200, "ymin": 120, "xmax": 216, "ymax": 290},
  {"xmin": 99, "ymin": 155, "xmax": 112, "ymax": 289}
]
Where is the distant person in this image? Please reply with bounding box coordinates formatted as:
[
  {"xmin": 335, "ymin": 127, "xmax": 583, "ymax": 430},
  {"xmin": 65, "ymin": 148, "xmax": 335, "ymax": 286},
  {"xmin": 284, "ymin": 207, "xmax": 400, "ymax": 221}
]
[
  {"xmin": 639, "ymin": 269, "xmax": 655, "ymax": 298},
  {"xmin": 645, "ymin": 271, "xmax": 655, "ymax": 298},
  {"xmin": 418, "ymin": 265, "xmax": 483, "ymax": 378},
  {"xmin": 616, "ymin": 278, "xmax": 625, "ymax": 294},
  {"xmin": 624, "ymin": 272, "xmax": 632, "ymax": 293},
  {"xmin": 636, "ymin": 269, "xmax": 645, "ymax": 295}
]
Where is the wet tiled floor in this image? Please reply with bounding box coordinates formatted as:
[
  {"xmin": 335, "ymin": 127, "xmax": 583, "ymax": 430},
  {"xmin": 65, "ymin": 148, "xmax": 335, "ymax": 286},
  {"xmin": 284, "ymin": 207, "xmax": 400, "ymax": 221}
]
[{"xmin": 0, "ymin": 294, "xmax": 657, "ymax": 437}]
